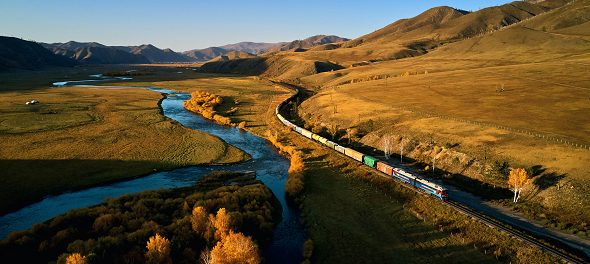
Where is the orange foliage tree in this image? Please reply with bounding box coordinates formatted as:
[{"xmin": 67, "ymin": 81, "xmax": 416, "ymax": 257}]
[
  {"xmin": 65, "ymin": 253, "xmax": 85, "ymax": 264},
  {"xmin": 145, "ymin": 234, "xmax": 172, "ymax": 264},
  {"xmin": 210, "ymin": 231, "xmax": 260, "ymax": 264},
  {"xmin": 214, "ymin": 208, "xmax": 233, "ymax": 241},
  {"xmin": 191, "ymin": 206, "xmax": 211, "ymax": 240},
  {"xmin": 183, "ymin": 91, "xmax": 234, "ymax": 126},
  {"xmin": 508, "ymin": 168, "xmax": 530, "ymax": 203}
]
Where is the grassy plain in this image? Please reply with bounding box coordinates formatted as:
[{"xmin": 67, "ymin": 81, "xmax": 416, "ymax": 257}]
[
  {"xmin": 0, "ymin": 67, "xmax": 250, "ymax": 215},
  {"xmin": 105, "ymin": 72, "xmax": 291, "ymax": 136}
]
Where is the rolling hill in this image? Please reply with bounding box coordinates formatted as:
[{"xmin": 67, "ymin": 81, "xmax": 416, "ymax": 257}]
[
  {"xmin": 0, "ymin": 36, "xmax": 78, "ymax": 71},
  {"xmin": 127, "ymin": 44, "xmax": 193, "ymax": 63},
  {"xmin": 263, "ymin": 35, "xmax": 350, "ymax": 53},
  {"xmin": 210, "ymin": 51, "xmax": 257, "ymax": 62},
  {"xmin": 60, "ymin": 46, "xmax": 151, "ymax": 64},
  {"xmin": 218, "ymin": 41, "xmax": 287, "ymax": 54},
  {"xmin": 40, "ymin": 41, "xmax": 107, "ymax": 50},
  {"xmin": 182, "ymin": 47, "xmax": 229, "ymax": 62},
  {"xmin": 42, "ymin": 41, "xmax": 194, "ymax": 64}
]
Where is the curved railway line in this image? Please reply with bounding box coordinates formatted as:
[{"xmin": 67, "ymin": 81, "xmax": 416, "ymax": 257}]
[{"xmin": 272, "ymin": 82, "xmax": 589, "ymax": 264}]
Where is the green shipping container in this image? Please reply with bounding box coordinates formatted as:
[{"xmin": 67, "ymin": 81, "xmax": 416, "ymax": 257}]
[{"xmin": 363, "ymin": 156, "xmax": 379, "ymax": 168}]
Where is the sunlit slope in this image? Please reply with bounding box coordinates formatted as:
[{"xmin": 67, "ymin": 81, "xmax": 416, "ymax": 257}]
[
  {"xmin": 200, "ymin": 53, "xmax": 343, "ymax": 79},
  {"xmin": 200, "ymin": 1, "xmax": 555, "ymax": 78},
  {"xmin": 300, "ymin": 1, "xmax": 549, "ymax": 65}
]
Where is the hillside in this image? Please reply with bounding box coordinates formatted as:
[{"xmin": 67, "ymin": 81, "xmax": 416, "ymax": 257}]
[
  {"xmin": 263, "ymin": 35, "xmax": 350, "ymax": 53},
  {"xmin": 219, "ymin": 41, "xmax": 287, "ymax": 54},
  {"xmin": 182, "ymin": 46, "xmax": 228, "ymax": 62},
  {"xmin": 128, "ymin": 44, "xmax": 193, "ymax": 63},
  {"xmin": 274, "ymin": 1, "xmax": 549, "ymax": 66},
  {"xmin": 210, "ymin": 51, "xmax": 257, "ymax": 61},
  {"xmin": 0, "ymin": 36, "xmax": 78, "ymax": 71},
  {"xmin": 198, "ymin": 2, "xmax": 552, "ymax": 77},
  {"xmin": 200, "ymin": 53, "xmax": 342, "ymax": 78},
  {"xmin": 65, "ymin": 46, "xmax": 151, "ymax": 64},
  {"xmin": 41, "ymin": 41, "xmax": 194, "ymax": 63},
  {"xmin": 40, "ymin": 41, "xmax": 107, "ymax": 50}
]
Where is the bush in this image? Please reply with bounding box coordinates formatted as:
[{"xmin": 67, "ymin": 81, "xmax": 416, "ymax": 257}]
[{"xmin": 302, "ymin": 239, "xmax": 313, "ymax": 259}]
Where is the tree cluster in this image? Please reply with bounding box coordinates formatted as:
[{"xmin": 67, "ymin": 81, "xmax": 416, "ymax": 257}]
[
  {"xmin": 266, "ymin": 130, "xmax": 306, "ymax": 204},
  {"xmin": 183, "ymin": 91, "xmax": 233, "ymax": 126},
  {"xmin": 0, "ymin": 171, "xmax": 280, "ymax": 264}
]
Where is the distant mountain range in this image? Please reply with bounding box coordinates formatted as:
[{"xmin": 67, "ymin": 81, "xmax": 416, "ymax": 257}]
[
  {"xmin": 36, "ymin": 35, "xmax": 349, "ymax": 65},
  {"xmin": 0, "ymin": 36, "xmax": 78, "ymax": 71}
]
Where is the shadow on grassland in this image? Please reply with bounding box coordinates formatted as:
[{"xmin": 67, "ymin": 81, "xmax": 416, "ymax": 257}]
[{"xmin": 0, "ymin": 159, "xmax": 169, "ymax": 216}]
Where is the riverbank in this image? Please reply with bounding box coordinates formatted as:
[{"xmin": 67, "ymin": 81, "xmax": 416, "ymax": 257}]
[
  {"xmin": 0, "ymin": 171, "xmax": 282, "ymax": 264},
  {"xmin": 0, "ymin": 69, "xmax": 251, "ymax": 215}
]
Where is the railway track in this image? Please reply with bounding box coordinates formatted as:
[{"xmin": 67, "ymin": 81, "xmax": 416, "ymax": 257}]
[{"xmin": 445, "ymin": 200, "xmax": 587, "ymax": 264}]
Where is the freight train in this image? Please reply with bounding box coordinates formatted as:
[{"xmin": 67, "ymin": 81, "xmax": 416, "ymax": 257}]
[{"xmin": 274, "ymin": 88, "xmax": 449, "ymax": 201}]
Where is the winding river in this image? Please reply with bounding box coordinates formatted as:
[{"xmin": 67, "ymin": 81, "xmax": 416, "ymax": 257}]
[{"xmin": 0, "ymin": 82, "xmax": 306, "ymax": 263}]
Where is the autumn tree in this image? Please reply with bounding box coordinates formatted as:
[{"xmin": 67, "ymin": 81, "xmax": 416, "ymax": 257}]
[
  {"xmin": 508, "ymin": 168, "xmax": 530, "ymax": 203},
  {"xmin": 65, "ymin": 253, "xmax": 85, "ymax": 264},
  {"xmin": 382, "ymin": 134, "xmax": 392, "ymax": 159},
  {"xmin": 200, "ymin": 247, "xmax": 214, "ymax": 264},
  {"xmin": 210, "ymin": 231, "xmax": 260, "ymax": 264},
  {"xmin": 288, "ymin": 154, "xmax": 305, "ymax": 174},
  {"xmin": 327, "ymin": 123, "xmax": 339, "ymax": 140},
  {"xmin": 214, "ymin": 208, "xmax": 233, "ymax": 241},
  {"xmin": 145, "ymin": 234, "xmax": 172, "ymax": 264},
  {"xmin": 191, "ymin": 206, "xmax": 210, "ymax": 239}
]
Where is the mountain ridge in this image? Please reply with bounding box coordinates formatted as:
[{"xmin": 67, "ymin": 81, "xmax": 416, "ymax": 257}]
[{"xmin": 0, "ymin": 36, "xmax": 78, "ymax": 71}]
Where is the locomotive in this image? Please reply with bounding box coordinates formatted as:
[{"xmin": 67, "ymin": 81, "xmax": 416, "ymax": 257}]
[{"xmin": 274, "ymin": 89, "xmax": 449, "ymax": 201}]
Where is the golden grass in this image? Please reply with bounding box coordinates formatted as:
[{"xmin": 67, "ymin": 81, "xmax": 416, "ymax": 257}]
[
  {"xmin": 296, "ymin": 46, "xmax": 590, "ymax": 217},
  {"xmin": 107, "ymin": 73, "xmax": 292, "ymax": 136},
  {"xmin": 0, "ymin": 69, "xmax": 251, "ymax": 214}
]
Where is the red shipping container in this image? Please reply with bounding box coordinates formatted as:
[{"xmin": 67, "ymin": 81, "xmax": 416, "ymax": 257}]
[{"xmin": 376, "ymin": 162, "xmax": 393, "ymax": 176}]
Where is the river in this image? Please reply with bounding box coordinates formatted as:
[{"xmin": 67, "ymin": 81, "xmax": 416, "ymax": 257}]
[{"xmin": 0, "ymin": 82, "xmax": 306, "ymax": 263}]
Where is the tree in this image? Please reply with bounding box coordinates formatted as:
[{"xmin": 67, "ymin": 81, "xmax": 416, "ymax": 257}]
[
  {"xmin": 400, "ymin": 139, "xmax": 405, "ymax": 163},
  {"xmin": 200, "ymin": 248, "xmax": 214, "ymax": 264},
  {"xmin": 145, "ymin": 234, "xmax": 172, "ymax": 264},
  {"xmin": 328, "ymin": 123, "xmax": 339, "ymax": 140},
  {"xmin": 490, "ymin": 160, "xmax": 510, "ymax": 180},
  {"xmin": 65, "ymin": 253, "xmax": 85, "ymax": 264},
  {"xmin": 214, "ymin": 208, "xmax": 232, "ymax": 241},
  {"xmin": 210, "ymin": 231, "xmax": 260, "ymax": 264},
  {"xmin": 302, "ymin": 239, "xmax": 314, "ymax": 259},
  {"xmin": 382, "ymin": 134, "xmax": 392, "ymax": 159},
  {"xmin": 508, "ymin": 168, "xmax": 530, "ymax": 203},
  {"xmin": 191, "ymin": 207, "xmax": 210, "ymax": 239}
]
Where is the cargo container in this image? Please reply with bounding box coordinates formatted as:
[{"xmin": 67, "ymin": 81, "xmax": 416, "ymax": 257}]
[
  {"xmin": 363, "ymin": 155, "xmax": 379, "ymax": 168},
  {"xmin": 325, "ymin": 140, "xmax": 336, "ymax": 149},
  {"xmin": 376, "ymin": 162, "xmax": 394, "ymax": 176},
  {"xmin": 301, "ymin": 129, "xmax": 313, "ymax": 139},
  {"xmin": 344, "ymin": 147, "xmax": 364, "ymax": 162},
  {"xmin": 335, "ymin": 144, "xmax": 346, "ymax": 154}
]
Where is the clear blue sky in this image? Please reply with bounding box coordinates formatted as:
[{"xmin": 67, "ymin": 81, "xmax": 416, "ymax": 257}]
[{"xmin": 1, "ymin": 0, "xmax": 509, "ymax": 52}]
